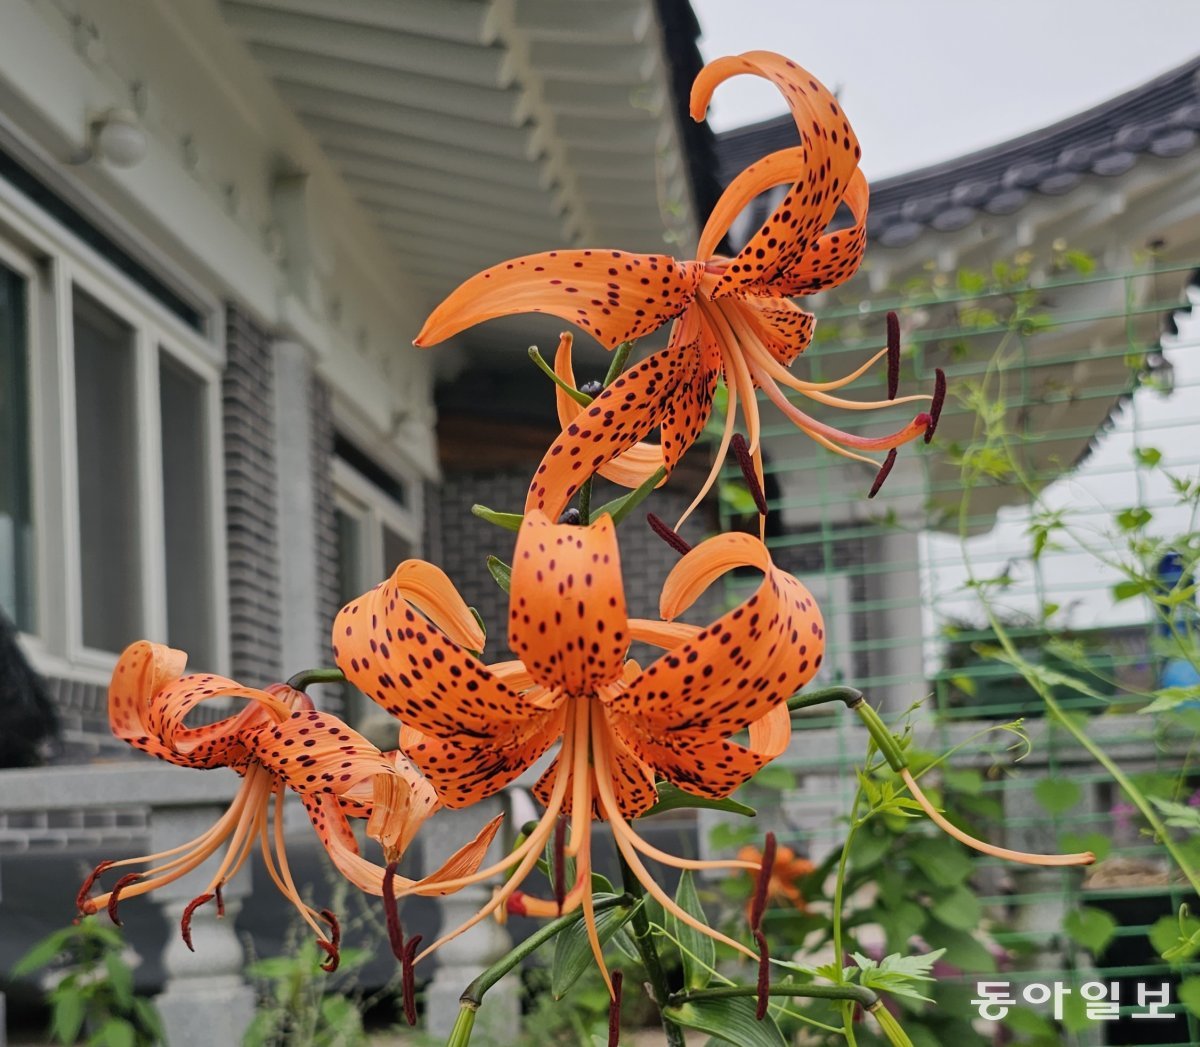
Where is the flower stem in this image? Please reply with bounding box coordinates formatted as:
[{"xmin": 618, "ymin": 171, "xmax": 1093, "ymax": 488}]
[
  {"xmin": 668, "ymin": 983, "xmax": 878, "ymax": 1008},
  {"xmin": 604, "ymin": 340, "xmax": 635, "ymax": 386},
  {"xmin": 285, "ymin": 668, "xmax": 345, "ymax": 691},
  {"xmin": 617, "ymin": 852, "xmax": 686, "ymax": 1047},
  {"xmin": 578, "ymin": 477, "xmax": 593, "ymax": 526}
]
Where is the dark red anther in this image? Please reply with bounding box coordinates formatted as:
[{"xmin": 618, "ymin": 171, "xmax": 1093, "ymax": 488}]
[
  {"xmin": 925, "ymin": 368, "xmax": 946, "ymax": 444},
  {"xmin": 553, "ymin": 816, "xmax": 567, "ymax": 916},
  {"xmin": 731, "ymin": 434, "xmax": 768, "ymax": 516},
  {"xmin": 382, "ymin": 860, "xmax": 405, "ymax": 961},
  {"xmin": 214, "ymin": 884, "xmax": 226, "ymax": 918},
  {"xmin": 868, "ymin": 449, "xmax": 898, "ymax": 499},
  {"xmin": 106, "ymin": 873, "xmax": 141, "ymax": 928},
  {"xmin": 754, "ymin": 929, "xmax": 771, "ymax": 1020},
  {"xmin": 318, "ymin": 909, "xmax": 341, "ymax": 972},
  {"xmin": 77, "ymin": 860, "xmax": 115, "ymax": 913},
  {"xmin": 886, "ymin": 311, "xmax": 901, "ymax": 400},
  {"xmin": 180, "ymin": 892, "xmax": 215, "ymax": 951},
  {"xmin": 401, "ymin": 935, "xmax": 422, "ymax": 1026},
  {"xmin": 608, "ymin": 969, "xmax": 624, "ymax": 1047},
  {"xmin": 749, "ymin": 831, "xmax": 776, "ymax": 932},
  {"xmin": 647, "ymin": 513, "xmax": 692, "ymax": 556}
]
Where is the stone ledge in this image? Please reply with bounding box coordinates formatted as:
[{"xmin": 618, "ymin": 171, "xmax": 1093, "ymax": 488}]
[{"xmin": 0, "ymin": 763, "xmax": 241, "ymax": 813}]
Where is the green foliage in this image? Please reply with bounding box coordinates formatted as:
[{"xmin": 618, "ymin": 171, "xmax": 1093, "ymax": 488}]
[
  {"xmin": 663, "ymin": 997, "xmax": 787, "ymax": 1047},
  {"xmin": 13, "ymin": 916, "xmax": 163, "ymax": 1046}
]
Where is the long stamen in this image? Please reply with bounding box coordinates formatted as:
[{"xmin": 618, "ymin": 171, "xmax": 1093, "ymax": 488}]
[
  {"xmin": 731, "ymin": 433, "xmax": 768, "ymax": 516},
  {"xmin": 901, "ymin": 770, "xmax": 1095, "ymax": 866},
  {"xmin": 886, "ymin": 311, "xmax": 900, "ymax": 399},
  {"xmin": 181, "ymin": 892, "xmax": 215, "ymax": 951},
  {"xmin": 868, "ymin": 449, "xmax": 898, "ymax": 499},
  {"xmin": 608, "ymin": 969, "xmax": 624, "ymax": 1047},
  {"xmin": 567, "ymin": 698, "xmax": 592, "ymax": 857},
  {"xmin": 271, "ymin": 785, "xmax": 334, "ymax": 945},
  {"xmin": 675, "ymin": 343, "xmax": 740, "ymax": 530},
  {"xmin": 106, "ymin": 874, "xmax": 141, "ymax": 926},
  {"xmin": 318, "ymin": 910, "xmax": 341, "ymax": 973},
  {"xmin": 590, "ymin": 707, "xmax": 756, "ymax": 962},
  {"xmin": 755, "ymin": 929, "xmax": 771, "ymax": 1020},
  {"xmin": 553, "ymin": 817, "xmax": 567, "ymax": 915},
  {"xmin": 925, "ymin": 368, "xmax": 946, "ymax": 443},
  {"xmin": 647, "ymin": 513, "xmax": 692, "ymax": 555},
  {"xmin": 749, "ymin": 832, "xmax": 776, "ymax": 931}
]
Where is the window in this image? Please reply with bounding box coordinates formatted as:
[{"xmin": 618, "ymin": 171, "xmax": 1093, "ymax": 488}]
[
  {"xmin": 0, "ymin": 256, "xmax": 33, "ymax": 632},
  {"xmin": 333, "ymin": 437, "xmax": 422, "ymax": 728},
  {"xmin": 0, "ymin": 187, "xmax": 225, "ymax": 679}
]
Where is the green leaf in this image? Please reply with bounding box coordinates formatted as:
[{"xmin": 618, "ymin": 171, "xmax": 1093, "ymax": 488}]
[
  {"xmin": 1178, "ymin": 976, "xmax": 1200, "ymax": 1018},
  {"xmin": 1134, "ymin": 446, "xmax": 1162, "ymax": 467},
  {"xmin": 663, "ymin": 997, "xmax": 787, "ymax": 1047},
  {"xmin": 1149, "ymin": 796, "xmax": 1200, "ymax": 831},
  {"xmin": 934, "ymin": 928, "xmax": 997, "ymax": 972},
  {"xmin": 92, "ymin": 1018, "xmax": 135, "ymax": 1047},
  {"xmin": 1033, "ymin": 777, "xmax": 1082, "ymax": 814},
  {"xmin": 671, "ymin": 872, "xmax": 715, "ymax": 990},
  {"xmin": 1116, "ymin": 506, "xmax": 1152, "ymax": 532},
  {"xmin": 50, "ymin": 991, "xmax": 86, "ymax": 1044},
  {"xmin": 551, "ymin": 898, "xmax": 636, "ymax": 999},
  {"xmin": 485, "ymin": 555, "xmax": 511, "ymax": 594},
  {"xmin": 752, "ymin": 764, "xmax": 794, "ymax": 791},
  {"xmin": 1063, "ymin": 907, "xmax": 1117, "ymax": 956},
  {"xmin": 1058, "ymin": 831, "xmax": 1112, "ymax": 863},
  {"xmin": 1113, "ymin": 579, "xmax": 1147, "ymax": 602},
  {"xmin": 12, "ymin": 927, "xmax": 74, "ymax": 977},
  {"xmin": 930, "ymin": 886, "xmax": 983, "ymax": 931},
  {"xmin": 593, "ymin": 466, "xmax": 667, "ymax": 525},
  {"xmin": 471, "ymin": 503, "xmax": 523, "ymax": 532},
  {"xmin": 645, "ymin": 781, "xmax": 756, "ymax": 819},
  {"xmin": 103, "ymin": 953, "xmax": 134, "ymax": 1010},
  {"xmin": 908, "ymin": 837, "xmax": 973, "ymax": 887},
  {"xmin": 1140, "ymin": 685, "xmax": 1200, "ymax": 713},
  {"xmin": 853, "ymin": 948, "xmax": 945, "ymax": 1003}
]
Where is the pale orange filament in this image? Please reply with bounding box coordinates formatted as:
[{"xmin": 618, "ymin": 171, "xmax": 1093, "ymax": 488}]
[
  {"xmin": 901, "ymin": 769, "xmax": 1095, "ymax": 867},
  {"xmin": 675, "ymin": 334, "xmax": 741, "ymax": 531}
]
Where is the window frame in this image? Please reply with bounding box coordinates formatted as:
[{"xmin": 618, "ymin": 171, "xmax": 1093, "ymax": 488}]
[{"xmin": 0, "ymin": 182, "xmax": 228, "ymax": 683}]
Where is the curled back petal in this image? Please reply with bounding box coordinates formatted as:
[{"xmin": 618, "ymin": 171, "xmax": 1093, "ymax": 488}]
[
  {"xmin": 735, "ymin": 295, "xmax": 816, "ymax": 368},
  {"xmin": 771, "ymin": 169, "xmax": 869, "ymax": 296},
  {"xmin": 109, "ymin": 641, "xmax": 286, "ymax": 770},
  {"xmin": 691, "ymin": 53, "xmax": 862, "ymax": 298},
  {"xmin": 660, "ymin": 311, "xmax": 721, "ymax": 473},
  {"xmin": 389, "ymin": 560, "xmax": 486, "ymax": 652},
  {"xmin": 334, "ymin": 571, "xmax": 543, "ymax": 739},
  {"xmin": 696, "ymin": 145, "xmax": 810, "ymax": 260},
  {"xmin": 525, "ymin": 335, "xmax": 696, "ymax": 518},
  {"xmin": 408, "ymin": 812, "xmax": 506, "ymax": 897},
  {"xmin": 553, "ymin": 332, "xmax": 666, "ymax": 490},
  {"xmin": 413, "ymin": 250, "xmax": 702, "ymax": 351},
  {"xmin": 509, "ymin": 512, "xmax": 629, "ymax": 695}
]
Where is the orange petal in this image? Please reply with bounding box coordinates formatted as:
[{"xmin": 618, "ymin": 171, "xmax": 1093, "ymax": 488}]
[
  {"xmin": 734, "ymin": 295, "xmax": 816, "ymax": 369},
  {"xmin": 660, "ymin": 313, "xmax": 721, "ymax": 473},
  {"xmin": 772, "ymin": 169, "xmax": 869, "ymax": 296},
  {"xmin": 334, "ymin": 572, "xmax": 543, "ymax": 739},
  {"xmin": 627, "ymin": 618, "xmax": 702, "ymax": 650},
  {"xmin": 509, "ymin": 512, "xmax": 630, "ymax": 694},
  {"xmin": 620, "ymin": 727, "xmax": 774, "ymax": 800},
  {"xmin": 553, "ymin": 332, "xmax": 667, "ymax": 490},
  {"xmin": 691, "ymin": 53, "xmax": 861, "ymax": 298},
  {"xmin": 696, "ymin": 145, "xmax": 810, "ymax": 260},
  {"xmin": 613, "ymin": 535, "xmax": 824, "ymax": 740},
  {"xmin": 399, "ymin": 710, "xmax": 565, "ymax": 809},
  {"xmin": 747, "ymin": 702, "xmax": 792, "ymax": 762},
  {"xmin": 409, "ymin": 812, "xmax": 507, "ymax": 896},
  {"xmin": 524, "ymin": 335, "xmax": 696, "ymax": 518},
  {"xmin": 389, "ymin": 560, "xmax": 486, "ymax": 652},
  {"xmin": 414, "ymin": 250, "xmax": 701, "ymax": 351}
]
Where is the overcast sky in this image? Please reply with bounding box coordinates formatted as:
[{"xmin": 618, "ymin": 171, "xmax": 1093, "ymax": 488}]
[{"xmin": 693, "ymin": 0, "xmax": 1200, "ymax": 179}]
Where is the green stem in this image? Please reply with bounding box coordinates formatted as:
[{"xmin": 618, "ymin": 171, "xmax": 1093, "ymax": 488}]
[
  {"xmin": 603, "ymin": 340, "xmax": 635, "ymax": 386},
  {"xmin": 445, "ymin": 1004, "xmax": 475, "ymax": 1047},
  {"xmin": 285, "ymin": 668, "xmax": 345, "ymax": 691},
  {"xmin": 668, "ymin": 983, "xmax": 878, "ymax": 1008},
  {"xmin": 578, "ymin": 477, "xmax": 592, "ymax": 526},
  {"xmin": 618, "ymin": 852, "xmax": 686, "ymax": 1047},
  {"xmin": 831, "ymin": 781, "xmax": 867, "ymax": 1047},
  {"xmin": 459, "ymin": 895, "xmax": 631, "ymax": 1007},
  {"xmin": 528, "ymin": 345, "xmax": 592, "ymax": 406},
  {"xmin": 787, "ymin": 685, "xmax": 864, "ymax": 712}
]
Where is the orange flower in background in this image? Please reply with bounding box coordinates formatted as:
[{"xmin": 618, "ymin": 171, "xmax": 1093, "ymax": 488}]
[
  {"xmin": 415, "ymin": 51, "xmax": 943, "ymax": 524},
  {"xmin": 739, "ymin": 842, "xmax": 815, "ymax": 914},
  {"xmin": 81, "ymin": 591, "xmax": 502, "ymax": 969},
  {"xmin": 334, "ymin": 512, "xmax": 826, "ymax": 990}
]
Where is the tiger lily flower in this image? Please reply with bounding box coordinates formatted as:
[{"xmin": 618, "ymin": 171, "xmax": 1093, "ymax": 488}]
[
  {"xmin": 333, "ymin": 512, "xmax": 826, "ymax": 991},
  {"xmin": 80, "ymin": 565, "xmax": 502, "ymax": 968},
  {"xmin": 415, "ymin": 51, "xmax": 943, "ymax": 524},
  {"xmin": 739, "ymin": 842, "xmax": 815, "ymax": 918}
]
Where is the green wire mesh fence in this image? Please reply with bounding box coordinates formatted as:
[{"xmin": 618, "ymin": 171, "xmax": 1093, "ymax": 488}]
[{"xmin": 716, "ymin": 257, "xmax": 1200, "ymax": 1046}]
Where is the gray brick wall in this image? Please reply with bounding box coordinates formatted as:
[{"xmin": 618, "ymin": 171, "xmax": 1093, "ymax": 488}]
[
  {"xmin": 223, "ymin": 305, "xmax": 282, "ymax": 685},
  {"xmin": 429, "ymin": 469, "xmax": 723, "ymax": 657}
]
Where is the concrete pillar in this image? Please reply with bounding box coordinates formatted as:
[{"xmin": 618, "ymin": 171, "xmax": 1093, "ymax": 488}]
[
  {"xmin": 422, "ymin": 797, "xmax": 520, "ymax": 1042},
  {"xmin": 150, "ymin": 804, "xmax": 256, "ymax": 1047},
  {"xmin": 273, "ymin": 339, "xmax": 322, "ymax": 685},
  {"xmin": 868, "ymin": 528, "xmax": 928, "ymax": 712}
]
